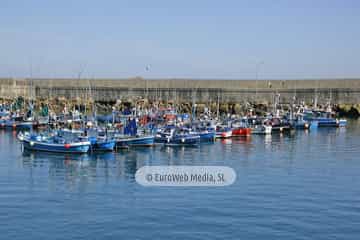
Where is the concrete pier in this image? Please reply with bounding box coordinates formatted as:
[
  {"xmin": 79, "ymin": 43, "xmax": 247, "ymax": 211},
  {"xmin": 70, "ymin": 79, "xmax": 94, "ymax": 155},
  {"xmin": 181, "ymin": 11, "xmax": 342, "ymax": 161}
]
[{"xmin": 1, "ymin": 77, "xmax": 360, "ymax": 104}]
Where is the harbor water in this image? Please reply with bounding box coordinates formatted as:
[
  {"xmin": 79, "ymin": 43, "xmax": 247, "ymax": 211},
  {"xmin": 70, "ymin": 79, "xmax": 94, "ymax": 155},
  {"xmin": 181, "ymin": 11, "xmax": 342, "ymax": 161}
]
[{"xmin": 1, "ymin": 121, "xmax": 360, "ymax": 239}]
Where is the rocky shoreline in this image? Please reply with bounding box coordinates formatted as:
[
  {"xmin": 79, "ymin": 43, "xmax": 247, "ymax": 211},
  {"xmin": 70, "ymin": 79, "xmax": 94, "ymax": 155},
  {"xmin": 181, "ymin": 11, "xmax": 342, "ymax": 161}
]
[{"xmin": 1, "ymin": 96, "xmax": 359, "ymax": 119}]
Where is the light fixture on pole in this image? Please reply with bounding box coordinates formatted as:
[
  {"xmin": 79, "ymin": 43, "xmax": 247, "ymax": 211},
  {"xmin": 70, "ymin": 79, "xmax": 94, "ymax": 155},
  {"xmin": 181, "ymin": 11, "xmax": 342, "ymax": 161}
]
[{"xmin": 255, "ymin": 61, "xmax": 264, "ymax": 99}]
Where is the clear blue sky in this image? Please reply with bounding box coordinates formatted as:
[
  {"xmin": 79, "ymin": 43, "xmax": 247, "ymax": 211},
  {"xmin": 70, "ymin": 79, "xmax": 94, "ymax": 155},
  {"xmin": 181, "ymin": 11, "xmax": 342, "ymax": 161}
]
[{"xmin": 1, "ymin": 0, "xmax": 359, "ymax": 79}]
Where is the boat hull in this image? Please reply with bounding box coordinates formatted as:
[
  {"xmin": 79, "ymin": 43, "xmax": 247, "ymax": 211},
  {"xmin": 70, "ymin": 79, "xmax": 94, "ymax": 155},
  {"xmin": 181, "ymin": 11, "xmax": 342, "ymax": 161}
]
[
  {"xmin": 199, "ymin": 132, "xmax": 216, "ymax": 142},
  {"xmin": 216, "ymin": 131, "xmax": 232, "ymax": 138},
  {"xmin": 338, "ymin": 119, "xmax": 347, "ymax": 127},
  {"xmin": 305, "ymin": 117, "xmax": 346, "ymax": 128},
  {"xmin": 309, "ymin": 120, "xmax": 318, "ymax": 130},
  {"xmin": 165, "ymin": 135, "xmax": 200, "ymax": 146},
  {"xmin": 156, "ymin": 134, "xmax": 200, "ymax": 146},
  {"xmin": 251, "ymin": 125, "xmax": 272, "ymax": 134},
  {"xmin": 116, "ymin": 136, "xmax": 155, "ymax": 148},
  {"xmin": 271, "ymin": 125, "xmax": 292, "ymax": 132},
  {"xmin": 4, "ymin": 121, "xmax": 33, "ymax": 130},
  {"xmin": 293, "ymin": 122, "xmax": 310, "ymax": 129},
  {"xmin": 22, "ymin": 139, "xmax": 90, "ymax": 153},
  {"xmin": 232, "ymin": 128, "xmax": 251, "ymax": 136},
  {"xmin": 92, "ymin": 140, "xmax": 116, "ymax": 151},
  {"xmin": 317, "ymin": 118, "xmax": 338, "ymax": 127}
]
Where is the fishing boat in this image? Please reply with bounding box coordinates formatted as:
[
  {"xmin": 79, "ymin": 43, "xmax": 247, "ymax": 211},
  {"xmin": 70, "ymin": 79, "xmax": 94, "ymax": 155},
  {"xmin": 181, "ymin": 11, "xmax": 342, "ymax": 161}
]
[
  {"xmin": 61, "ymin": 128, "xmax": 116, "ymax": 152},
  {"xmin": 269, "ymin": 117, "xmax": 292, "ymax": 132},
  {"xmin": 191, "ymin": 123, "xmax": 216, "ymax": 142},
  {"xmin": 291, "ymin": 114, "xmax": 311, "ymax": 130},
  {"xmin": 89, "ymin": 136, "xmax": 116, "ymax": 151},
  {"xmin": 4, "ymin": 116, "xmax": 34, "ymax": 130},
  {"xmin": 54, "ymin": 110, "xmax": 83, "ymax": 128},
  {"xmin": 115, "ymin": 135, "xmax": 155, "ymax": 148},
  {"xmin": 215, "ymin": 125, "xmax": 232, "ymax": 138},
  {"xmin": 18, "ymin": 132, "xmax": 91, "ymax": 153},
  {"xmin": 34, "ymin": 116, "xmax": 50, "ymax": 129},
  {"xmin": 231, "ymin": 119, "xmax": 252, "ymax": 136},
  {"xmin": 251, "ymin": 124, "xmax": 272, "ymax": 134},
  {"xmin": 192, "ymin": 129, "xmax": 215, "ymax": 142},
  {"xmin": 0, "ymin": 107, "xmax": 10, "ymax": 125},
  {"xmin": 155, "ymin": 127, "xmax": 200, "ymax": 146},
  {"xmin": 232, "ymin": 127, "xmax": 251, "ymax": 136},
  {"xmin": 304, "ymin": 110, "xmax": 347, "ymax": 127},
  {"xmin": 33, "ymin": 104, "xmax": 50, "ymax": 128},
  {"xmin": 114, "ymin": 118, "xmax": 155, "ymax": 148},
  {"xmin": 246, "ymin": 117, "xmax": 272, "ymax": 135},
  {"xmin": 338, "ymin": 119, "xmax": 347, "ymax": 127}
]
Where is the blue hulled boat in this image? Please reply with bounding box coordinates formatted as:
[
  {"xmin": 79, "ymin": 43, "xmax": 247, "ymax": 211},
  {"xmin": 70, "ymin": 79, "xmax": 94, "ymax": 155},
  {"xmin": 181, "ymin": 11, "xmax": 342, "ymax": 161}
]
[
  {"xmin": 6, "ymin": 121, "xmax": 33, "ymax": 130},
  {"xmin": 18, "ymin": 132, "xmax": 91, "ymax": 153},
  {"xmin": 317, "ymin": 118, "xmax": 337, "ymax": 127},
  {"xmin": 196, "ymin": 130, "xmax": 216, "ymax": 142},
  {"xmin": 155, "ymin": 127, "xmax": 200, "ymax": 146},
  {"xmin": 304, "ymin": 111, "xmax": 347, "ymax": 127},
  {"xmin": 61, "ymin": 128, "xmax": 116, "ymax": 152},
  {"xmin": 192, "ymin": 123, "xmax": 216, "ymax": 142},
  {"xmin": 2, "ymin": 108, "xmax": 36, "ymax": 130},
  {"xmin": 87, "ymin": 136, "xmax": 116, "ymax": 151},
  {"xmin": 115, "ymin": 135, "xmax": 155, "ymax": 148},
  {"xmin": 114, "ymin": 118, "xmax": 155, "ymax": 148},
  {"xmin": 92, "ymin": 139, "xmax": 116, "ymax": 151},
  {"xmin": 291, "ymin": 114, "xmax": 311, "ymax": 130},
  {"xmin": 338, "ymin": 119, "xmax": 347, "ymax": 127},
  {"xmin": 4, "ymin": 116, "xmax": 34, "ymax": 130},
  {"xmin": 180, "ymin": 120, "xmax": 216, "ymax": 142}
]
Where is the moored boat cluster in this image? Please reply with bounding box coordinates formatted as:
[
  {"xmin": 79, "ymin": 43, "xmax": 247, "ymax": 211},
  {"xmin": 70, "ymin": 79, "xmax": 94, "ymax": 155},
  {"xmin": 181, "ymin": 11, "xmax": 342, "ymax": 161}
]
[{"xmin": 0, "ymin": 101, "xmax": 347, "ymax": 154}]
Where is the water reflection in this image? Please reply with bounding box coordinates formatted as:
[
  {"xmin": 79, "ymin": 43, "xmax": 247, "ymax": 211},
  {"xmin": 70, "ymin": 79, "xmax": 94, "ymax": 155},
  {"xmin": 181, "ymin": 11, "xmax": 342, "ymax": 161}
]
[
  {"xmin": 218, "ymin": 138, "xmax": 232, "ymax": 145},
  {"xmin": 231, "ymin": 135, "xmax": 252, "ymax": 143},
  {"xmin": 21, "ymin": 149, "xmax": 143, "ymax": 192},
  {"xmin": 264, "ymin": 134, "xmax": 272, "ymax": 147},
  {"xmin": 16, "ymin": 121, "xmax": 358, "ymax": 193}
]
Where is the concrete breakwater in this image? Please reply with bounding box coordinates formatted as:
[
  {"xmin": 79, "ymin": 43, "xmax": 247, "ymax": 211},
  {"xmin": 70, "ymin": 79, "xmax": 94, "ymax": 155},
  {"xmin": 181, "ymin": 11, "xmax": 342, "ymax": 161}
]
[{"xmin": 1, "ymin": 77, "xmax": 360, "ymax": 116}]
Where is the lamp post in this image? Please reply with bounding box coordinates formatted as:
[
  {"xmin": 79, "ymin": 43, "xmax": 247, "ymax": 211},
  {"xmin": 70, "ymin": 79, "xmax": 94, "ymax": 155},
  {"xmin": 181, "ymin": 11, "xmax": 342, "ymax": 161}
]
[
  {"xmin": 145, "ymin": 65, "xmax": 151, "ymax": 99},
  {"xmin": 255, "ymin": 61, "xmax": 264, "ymax": 100}
]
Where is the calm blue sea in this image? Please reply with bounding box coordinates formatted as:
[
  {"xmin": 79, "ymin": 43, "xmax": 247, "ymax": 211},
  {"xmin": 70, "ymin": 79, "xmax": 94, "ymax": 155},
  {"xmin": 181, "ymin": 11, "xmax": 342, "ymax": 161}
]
[{"xmin": 1, "ymin": 121, "xmax": 360, "ymax": 239}]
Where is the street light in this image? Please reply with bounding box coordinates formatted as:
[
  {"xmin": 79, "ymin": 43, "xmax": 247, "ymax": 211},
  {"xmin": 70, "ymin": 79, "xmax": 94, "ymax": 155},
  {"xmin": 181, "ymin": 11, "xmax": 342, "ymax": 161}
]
[
  {"xmin": 145, "ymin": 65, "xmax": 151, "ymax": 98},
  {"xmin": 255, "ymin": 61, "xmax": 264, "ymax": 99}
]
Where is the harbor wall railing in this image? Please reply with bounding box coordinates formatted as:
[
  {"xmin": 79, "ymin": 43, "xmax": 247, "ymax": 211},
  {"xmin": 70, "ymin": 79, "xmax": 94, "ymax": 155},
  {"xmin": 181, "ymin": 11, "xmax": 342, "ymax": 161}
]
[{"xmin": 1, "ymin": 78, "xmax": 360, "ymax": 104}]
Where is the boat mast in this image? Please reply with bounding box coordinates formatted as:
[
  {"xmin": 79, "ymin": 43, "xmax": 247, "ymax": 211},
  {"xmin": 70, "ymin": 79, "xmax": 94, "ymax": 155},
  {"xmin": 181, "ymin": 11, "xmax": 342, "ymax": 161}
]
[
  {"xmin": 217, "ymin": 91, "xmax": 220, "ymax": 120},
  {"xmin": 314, "ymin": 79, "xmax": 318, "ymax": 110}
]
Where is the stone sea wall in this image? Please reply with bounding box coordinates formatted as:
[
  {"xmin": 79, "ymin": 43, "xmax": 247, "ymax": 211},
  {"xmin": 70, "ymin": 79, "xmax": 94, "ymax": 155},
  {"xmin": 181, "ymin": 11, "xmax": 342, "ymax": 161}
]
[
  {"xmin": 1, "ymin": 77, "xmax": 360, "ymax": 117},
  {"xmin": 1, "ymin": 77, "xmax": 360, "ymax": 104}
]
